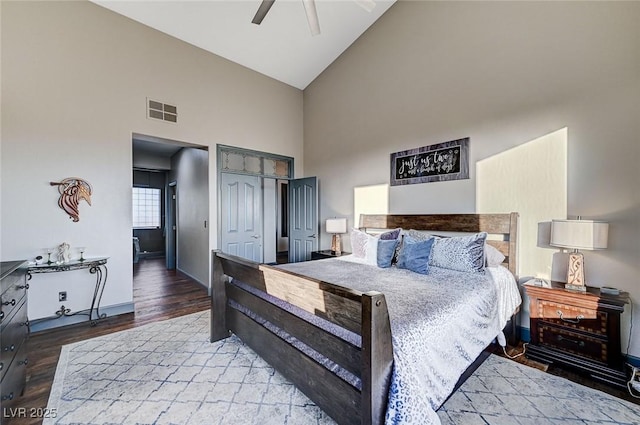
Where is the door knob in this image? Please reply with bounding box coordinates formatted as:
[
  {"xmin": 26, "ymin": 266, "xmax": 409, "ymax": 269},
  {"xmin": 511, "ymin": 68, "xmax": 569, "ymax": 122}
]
[
  {"xmin": 251, "ymin": 235, "xmax": 261, "ymax": 239},
  {"xmin": 308, "ymin": 234, "xmax": 317, "ymax": 239}
]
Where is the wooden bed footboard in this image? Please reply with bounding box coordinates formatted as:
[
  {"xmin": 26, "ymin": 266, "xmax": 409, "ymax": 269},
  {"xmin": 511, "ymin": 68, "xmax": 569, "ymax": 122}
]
[{"xmin": 211, "ymin": 250, "xmax": 393, "ymax": 425}]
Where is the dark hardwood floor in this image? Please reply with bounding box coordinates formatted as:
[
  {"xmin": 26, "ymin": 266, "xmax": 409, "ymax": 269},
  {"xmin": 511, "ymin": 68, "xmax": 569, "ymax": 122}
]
[{"xmin": 4, "ymin": 258, "xmax": 210, "ymax": 425}]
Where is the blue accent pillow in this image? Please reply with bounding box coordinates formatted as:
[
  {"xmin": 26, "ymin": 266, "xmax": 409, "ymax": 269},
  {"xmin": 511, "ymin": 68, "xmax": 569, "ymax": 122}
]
[
  {"xmin": 377, "ymin": 238, "xmax": 399, "ymax": 268},
  {"xmin": 396, "ymin": 236, "xmax": 435, "ymax": 275},
  {"xmin": 429, "ymin": 232, "xmax": 488, "ymax": 273}
]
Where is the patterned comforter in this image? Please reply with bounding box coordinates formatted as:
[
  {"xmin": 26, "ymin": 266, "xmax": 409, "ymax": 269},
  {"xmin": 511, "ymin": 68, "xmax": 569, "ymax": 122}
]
[{"xmin": 277, "ymin": 257, "xmax": 521, "ymax": 425}]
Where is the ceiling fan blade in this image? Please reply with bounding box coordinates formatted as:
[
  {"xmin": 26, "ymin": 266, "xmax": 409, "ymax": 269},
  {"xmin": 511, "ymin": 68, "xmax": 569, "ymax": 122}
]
[
  {"xmin": 354, "ymin": 0, "xmax": 376, "ymax": 13},
  {"xmin": 302, "ymin": 0, "xmax": 320, "ymax": 36},
  {"xmin": 252, "ymin": 0, "xmax": 276, "ymax": 25}
]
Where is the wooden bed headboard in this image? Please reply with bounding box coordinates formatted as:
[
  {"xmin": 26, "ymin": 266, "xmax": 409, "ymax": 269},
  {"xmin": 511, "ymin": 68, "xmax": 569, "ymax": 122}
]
[{"xmin": 358, "ymin": 213, "xmax": 519, "ymax": 277}]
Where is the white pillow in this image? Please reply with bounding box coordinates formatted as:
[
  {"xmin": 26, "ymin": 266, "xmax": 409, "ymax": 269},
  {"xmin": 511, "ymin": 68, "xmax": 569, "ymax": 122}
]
[
  {"xmin": 364, "ymin": 237, "xmax": 379, "ymax": 266},
  {"xmin": 349, "ymin": 228, "xmax": 379, "ymax": 266},
  {"xmin": 350, "ymin": 228, "xmax": 368, "ymax": 258},
  {"xmin": 485, "ymin": 243, "xmax": 506, "ymax": 268}
]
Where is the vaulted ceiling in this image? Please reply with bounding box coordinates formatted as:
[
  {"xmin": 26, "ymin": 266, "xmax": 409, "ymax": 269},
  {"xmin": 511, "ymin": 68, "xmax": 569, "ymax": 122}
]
[{"xmin": 92, "ymin": 0, "xmax": 396, "ymax": 90}]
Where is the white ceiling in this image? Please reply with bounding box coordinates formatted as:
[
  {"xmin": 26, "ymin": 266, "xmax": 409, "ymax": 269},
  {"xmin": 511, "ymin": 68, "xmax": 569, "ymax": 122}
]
[{"xmin": 92, "ymin": 0, "xmax": 396, "ymax": 90}]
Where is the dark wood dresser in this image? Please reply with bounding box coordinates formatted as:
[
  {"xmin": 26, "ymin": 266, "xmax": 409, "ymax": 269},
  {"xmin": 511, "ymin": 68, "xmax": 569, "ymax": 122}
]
[
  {"xmin": 0, "ymin": 260, "xmax": 29, "ymax": 407},
  {"xmin": 525, "ymin": 281, "xmax": 629, "ymax": 387}
]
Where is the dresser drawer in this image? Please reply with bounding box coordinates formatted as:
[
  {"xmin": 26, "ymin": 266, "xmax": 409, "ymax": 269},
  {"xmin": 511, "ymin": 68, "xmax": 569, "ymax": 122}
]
[
  {"xmin": 0, "ymin": 299, "xmax": 28, "ymax": 380},
  {"xmin": 539, "ymin": 324, "xmax": 607, "ymax": 364},
  {"xmin": 1, "ymin": 286, "xmax": 27, "ymax": 327},
  {"xmin": 536, "ymin": 300, "xmax": 607, "ymax": 336},
  {"xmin": 0, "ymin": 265, "xmax": 26, "ymax": 296},
  {"xmin": 0, "ymin": 262, "xmax": 28, "ymax": 327},
  {"xmin": 0, "ymin": 342, "xmax": 28, "ymax": 405}
]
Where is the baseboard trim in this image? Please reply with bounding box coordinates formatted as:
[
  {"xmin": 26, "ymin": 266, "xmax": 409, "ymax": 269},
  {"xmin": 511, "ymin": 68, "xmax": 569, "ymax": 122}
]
[
  {"xmin": 176, "ymin": 267, "xmax": 207, "ymax": 289},
  {"xmin": 519, "ymin": 326, "xmax": 531, "ymax": 342},
  {"xmin": 29, "ymin": 302, "xmax": 135, "ymax": 333},
  {"xmin": 626, "ymin": 354, "xmax": 640, "ymax": 367}
]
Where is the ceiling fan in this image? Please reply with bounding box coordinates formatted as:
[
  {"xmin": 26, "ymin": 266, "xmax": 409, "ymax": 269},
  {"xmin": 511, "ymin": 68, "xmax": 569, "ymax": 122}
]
[{"xmin": 251, "ymin": 0, "xmax": 376, "ymax": 36}]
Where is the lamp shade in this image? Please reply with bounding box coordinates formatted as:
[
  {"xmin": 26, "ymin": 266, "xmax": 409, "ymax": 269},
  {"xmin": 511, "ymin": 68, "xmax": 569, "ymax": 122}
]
[
  {"xmin": 326, "ymin": 218, "xmax": 347, "ymax": 234},
  {"xmin": 550, "ymin": 219, "xmax": 608, "ymax": 250}
]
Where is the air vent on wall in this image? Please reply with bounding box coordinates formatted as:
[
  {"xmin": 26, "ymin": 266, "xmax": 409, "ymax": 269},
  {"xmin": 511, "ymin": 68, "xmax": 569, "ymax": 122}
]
[{"xmin": 147, "ymin": 98, "xmax": 177, "ymax": 123}]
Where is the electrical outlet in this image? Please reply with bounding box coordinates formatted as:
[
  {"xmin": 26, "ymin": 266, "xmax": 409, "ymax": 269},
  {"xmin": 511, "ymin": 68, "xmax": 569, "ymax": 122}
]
[{"xmin": 58, "ymin": 291, "xmax": 67, "ymax": 302}]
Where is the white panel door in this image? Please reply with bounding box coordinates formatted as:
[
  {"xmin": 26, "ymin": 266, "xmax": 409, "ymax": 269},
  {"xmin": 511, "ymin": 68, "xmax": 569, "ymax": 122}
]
[{"xmin": 221, "ymin": 173, "xmax": 263, "ymax": 262}]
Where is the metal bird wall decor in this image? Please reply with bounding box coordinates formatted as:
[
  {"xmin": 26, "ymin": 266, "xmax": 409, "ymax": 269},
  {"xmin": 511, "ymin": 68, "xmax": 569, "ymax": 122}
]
[{"xmin": 50, "ymin": 177, "xmax": 92, "ymax": 222}]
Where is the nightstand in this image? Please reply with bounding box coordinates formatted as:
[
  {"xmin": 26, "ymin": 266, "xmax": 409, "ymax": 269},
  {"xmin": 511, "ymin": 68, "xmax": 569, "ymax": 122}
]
[
  {"xmin": 311, "ymin": 250, "xmax": 350, "ymax": 260},
  {"xmin": 524, "ymin": 281, "xmax": 629, "ymax": 388}
]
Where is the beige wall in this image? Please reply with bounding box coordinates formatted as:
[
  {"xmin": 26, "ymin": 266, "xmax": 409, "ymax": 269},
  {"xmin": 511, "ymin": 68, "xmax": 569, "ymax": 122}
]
[
  {"xmin": 477, "ymin": 128, "xmax": 568, "ymax": 282},
  {"xmin": 304, "ymin": 1, "xmax": 640, "ymax": 356},
  {"xmin": 1, "ymin": 1, "xmax": 303, "ymax": 318}
]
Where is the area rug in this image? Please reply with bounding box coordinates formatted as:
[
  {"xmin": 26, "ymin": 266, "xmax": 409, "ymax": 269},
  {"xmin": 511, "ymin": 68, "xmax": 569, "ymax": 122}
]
[{"xmin": 44, "ymin": 311, "xmax": 640, "ymax": 425}]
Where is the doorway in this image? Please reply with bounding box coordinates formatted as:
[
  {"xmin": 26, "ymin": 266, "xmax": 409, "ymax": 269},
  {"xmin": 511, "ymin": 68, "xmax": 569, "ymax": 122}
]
[{"xmin": 132, "ymin": 134, "xmax": 209, "ymax": 287}]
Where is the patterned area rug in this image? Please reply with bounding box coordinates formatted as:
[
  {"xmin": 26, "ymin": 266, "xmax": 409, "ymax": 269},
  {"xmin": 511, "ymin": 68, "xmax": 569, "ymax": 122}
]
[
  {"xmin": 44, "ymin": 311, "xmax": 640, "ymax": 425},
  {"xmin": 438, "ymin": 356, "xmax": 640, "ymax": 424}
]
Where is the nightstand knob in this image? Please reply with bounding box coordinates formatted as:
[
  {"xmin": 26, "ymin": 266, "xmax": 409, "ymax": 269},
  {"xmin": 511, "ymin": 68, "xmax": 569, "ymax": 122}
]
[{"xmin": 556, "ymin": 310, "xmax": 584, "ymax": 324}]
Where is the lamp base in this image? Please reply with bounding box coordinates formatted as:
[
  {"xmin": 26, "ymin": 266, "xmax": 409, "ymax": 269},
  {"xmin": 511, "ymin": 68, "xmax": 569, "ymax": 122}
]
[
  {"xmin": 566, "ymin": 251, "xmax": 586, "ymax": 289},
  {"xmin": 564, "ymin": 283, "xmax": 587, "ymax": 292},
  {"xmin": 331, "ymin": 234, "xmax": 342, "ymax": 256}
]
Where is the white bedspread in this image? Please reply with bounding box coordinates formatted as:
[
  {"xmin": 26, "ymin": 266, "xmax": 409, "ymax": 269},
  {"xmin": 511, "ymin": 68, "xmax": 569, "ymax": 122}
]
[{"xmin": 278, "ymin": 258, "xmax": 521, "ymax": 425}]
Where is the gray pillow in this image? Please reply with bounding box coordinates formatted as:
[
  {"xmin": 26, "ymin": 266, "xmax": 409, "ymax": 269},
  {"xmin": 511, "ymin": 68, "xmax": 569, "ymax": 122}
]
[
  {"xmin": 393, "ymin": 229, "xmax": 433, "ymax": 264},
  {"xmin": 429, "ymin": 232, "xmax": 487, "ymax": 273},
  {"xmin": 485, "ymin": 243, "xmax": 506, "ymax": 267},
  {"xmin": 403, "ymin": 229, "xmax": 433, "ymax": 241}
]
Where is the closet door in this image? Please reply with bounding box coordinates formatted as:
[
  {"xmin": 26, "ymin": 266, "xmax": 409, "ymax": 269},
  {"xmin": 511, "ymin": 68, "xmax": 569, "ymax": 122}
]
[
  {"xmin": 288, "ymin": 177, "xmax": 318, "ymax": 262},
  {"xmin": 221, "ymin": 173, "xmax": 263, "ymax": 263}
]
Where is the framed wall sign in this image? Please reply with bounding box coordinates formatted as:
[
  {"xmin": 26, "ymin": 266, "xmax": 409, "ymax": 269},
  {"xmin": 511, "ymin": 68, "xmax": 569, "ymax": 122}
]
[{"xmin": 390, "ymin": 137, "xmax": 469, "ymax": 186}]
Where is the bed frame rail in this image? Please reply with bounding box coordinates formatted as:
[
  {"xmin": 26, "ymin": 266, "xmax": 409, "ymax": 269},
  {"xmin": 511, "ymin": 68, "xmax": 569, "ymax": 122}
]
[{"xmin": 211, "ymin": 250, "xmax": 393, "ymax": 425}]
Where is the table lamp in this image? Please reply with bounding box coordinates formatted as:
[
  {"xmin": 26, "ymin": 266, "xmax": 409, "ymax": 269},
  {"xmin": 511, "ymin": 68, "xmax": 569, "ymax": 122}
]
[
  {"xmin": 326, "ymin": 218, "xmax": 347, "ymax": 255},
  {"xmin": 550, "ymin": 218, "xmax": 608, "ymax": 292}
]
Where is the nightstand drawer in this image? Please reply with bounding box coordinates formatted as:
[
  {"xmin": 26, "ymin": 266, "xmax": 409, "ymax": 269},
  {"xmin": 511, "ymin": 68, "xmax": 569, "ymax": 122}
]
[
  {"xmin": 537, "ymin": 300, "xmax": 607, "ymax": 336},
  {"xmin": 539, "ymin": 324, "xmax": 607, "ymax": 364}
]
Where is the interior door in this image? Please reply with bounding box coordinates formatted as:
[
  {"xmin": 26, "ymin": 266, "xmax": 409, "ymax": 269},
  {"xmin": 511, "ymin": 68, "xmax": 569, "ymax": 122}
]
[
  {"xmin": 221, "ymin": 173, "xmax": 263, "ymax": 262},
  {"xmin": 288, "ymin": 177, "xmax": 318, "ymax": 262}
]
